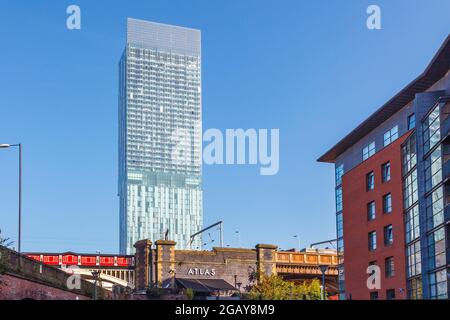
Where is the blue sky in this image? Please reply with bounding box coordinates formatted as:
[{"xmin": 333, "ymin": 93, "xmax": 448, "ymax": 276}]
[{"xmin": 0, "ymin": 0, "xmax": 449, "ymax": 253}]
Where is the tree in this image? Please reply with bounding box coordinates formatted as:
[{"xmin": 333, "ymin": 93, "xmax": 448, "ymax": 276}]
[
  {"xmin": 186, "ymin": 288, "xmax": 195, "ymax": 300},
  {"xmin": 0, "ymin": 229, "xmax": 13, "ymax": 275},
  {"xmin": 0, "ymin": 229, "xmax": 13, "ymax": 248},
  {"xmin": 248, "ymin": 274, "xmax": 322, "ymax": 300}
]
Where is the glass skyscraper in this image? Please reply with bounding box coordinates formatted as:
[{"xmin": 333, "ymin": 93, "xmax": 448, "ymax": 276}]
[{"xmin": 119, "ymin": 18, "xmax": 203, "ymax": 254}]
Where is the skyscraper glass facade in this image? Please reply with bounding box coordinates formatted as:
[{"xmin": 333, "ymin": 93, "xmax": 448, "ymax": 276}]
[{"xmin": 119, "ymin": 18, "xmax": 203, "ymax": 254}]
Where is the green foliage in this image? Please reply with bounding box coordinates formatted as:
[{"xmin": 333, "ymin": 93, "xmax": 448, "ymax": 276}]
[
  {"xmin": 186, "ymin": 288, "xmax": 195, "ymax": 300},
  {"xmin": 0, "ymin": 250, "xmax": 7, "ymax": 275},
  {"xmin": 248, "ymin": 275, "xmax": 323, "ymax": 300},
  {"xmin": 0, "ymin": 230, "xmax": 13, "ymax": 275},
  {"xmin": 0, "ymin": 229, "xmax": 13, "ymax": 248}
]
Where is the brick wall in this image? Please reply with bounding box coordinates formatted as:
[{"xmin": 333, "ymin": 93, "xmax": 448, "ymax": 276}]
[{"xmin": 0, "ymin": 274, "xmax": 88, "ymax": 300}]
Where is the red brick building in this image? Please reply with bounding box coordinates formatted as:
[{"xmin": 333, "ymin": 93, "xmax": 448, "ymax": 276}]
[
  {"xmin": 342, "ymin": 133, "xmax": 409, "ymax": 299},
  {"xmin": 319, "ymin": 35, "xmax": 450, "ymax": 300}
]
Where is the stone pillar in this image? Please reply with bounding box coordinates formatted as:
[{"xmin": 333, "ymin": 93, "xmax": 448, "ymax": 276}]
[
  {"xmin": 155, "ymin": 240, "xmax": 176, "ymax": 289},
  {"xmin": 256, "ymin": 244, "xmax": 278, "ymax": 280},
  {"xmin": 134, "ymin": 240, "xmax": 152, "ymax": 291}
]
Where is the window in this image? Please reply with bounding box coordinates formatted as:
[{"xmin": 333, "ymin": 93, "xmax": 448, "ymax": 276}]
[
  {"xmin": 406, "ymin": 241, "xmax": 422, "ymax": 277},
  {"xmin": 425, "ymin": 186, "xmax": 444, "ymax": 230},
  {"xmin": 427, "ymin": 227, "xmax": 446, "ymax": 269},
  {"xmin": 363, "ymin": 142, "xmax": 375, "ymax": 160},
  {"xmin": 405, "ymin": 205, "xmax": 420, "ymax": 243},
  {"xmin": 407, "ymin": 277, "xmax": 423, "ymax": 300},
  {"xmin": 335, "ymin": 187, "xmax": 343, "ymax": 212},
  {"xmin": 402, "ymin": 134, "xmax": 417, "ymax": 174},
  {"xmin": 403, "ymin": 169, "xmax": 418, "ymax": 209},
  {"xmin": 423, "ymin": 104, "xmax": 441, "ymax": 153},
  {"xmin": 383, "ymin": 193, "xmax": 392, "ymax": 213},
  {"xmin": 429, "ymin": 269, "xmax": 448, "ymax": 299},
  {"xmin": 370, "ymin": 292, "xmax": 378, "ymax": 300},
  {"xmin": 384, "ymin": 126, "xmax": 399, "ymax": 146},
  {"xmin": 366, "ymin": 171, "xmax": 375, "ymax": 191},
  {"xmin": 385, "ymin": 257, "xmax": 395, "ymax": 277},
  {"xmin": 335, "ymin": 164, "xmax": 344, "ymax": 186},
  {"xmin": 424, "ymin": 146, "xmax": 442, "ymax": 192},
  {"xmin": 367, "ymin": 201, "xmax": 376, "ymax": 221},
  {"xmin": 382, "ymin": 162, "xmax": 391, "ymax": 182},
  {"xmin": 368, "ymin": 231, "xmax": 377, "ymax": 251},
  {"xmin": 384, "ymin": 225, "xmax": 393, "ymax": 246},
  {"xmin": 336, "ymin": 212, "xmax": 343, "ymax": 238},
  {"xmin": 408, "ymin": 114, "xmax": 416, "ymax": 130},
  {"xmin": 386, "ymin": 289, "xmax": 396, "ymax": 300}
]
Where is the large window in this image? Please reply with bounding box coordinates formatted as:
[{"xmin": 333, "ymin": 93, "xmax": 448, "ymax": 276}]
[
  {"xmin": 366, "ymin": 171, "xmax": 375, "ymax": 191},
  {"xmin": 407, "ymin": 277, "xmax": 422, "ymax": 300},
  {"xmin": 384, "ymin": 225, "xmax": 393, "ymax": 246},
  {"xmin": 405, "ymin": 204, "xmax": 420, "ymax": 243},
  {"xmin": 402, "ymin": 134, "xmax": 417, "ymax": 174},
  {"xmin": 383, "ymin": 193, "xmax": 392, "ymax": 213},
  {"xmin": 406, "ymin": 241, "xmax": 422, "ymax": 278},
  {"xmin": 403, "ymin": 169, "xmax": 418, "ymax": 209},
  {"xmin": 335, "ymin": 187, "xmax": 343, "ymax": 212},
  {"xmin": 427, "ymin": 227, "xmax": 446, "ymax": 269},
  {"xmin": 368, "ymin": 231, "xmax": 377, "ymax": 251},
  {"xmin": 336, "ymin": 212, "xmax": 343, "ymax": 238},
  {"xmin": 335, "ymin": 164, "xmax": 344, "ymax": 186},
  {"xmin": 382, "ymin": 162, "xmax": 391, "ymax": 182},
  {"xmin": 363, "ymin": 142, "xmax": 376, "ymax": 161},
  {"xmin": 367, "ymin": 201, "xmax": 376, "ymax": 221},
  {"xmin": 424, "ymin": 146, "xmax": 442, "ymax": 192},
  {"xmin": 429, "ymin": 269, "xmax": 448, "ymax": 299},
  {"xmin": 425, "ymin": 186, "xmax": 444, "ymax": 230},
  {"xmin": 384, "ymin": 125, "xmax": 399, "ymax": 146},
  {"xmin": 423, "ymin": 104, "xmax": 441, "ymax": 153}
]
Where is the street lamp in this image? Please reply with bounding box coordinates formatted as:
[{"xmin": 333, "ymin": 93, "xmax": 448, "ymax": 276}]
[
  {"xmin": 293, "ymin": 235, "xmax": 300, "ymax": 252},
  {"xmin": 235, "ymin": 230, "xmax": 241, "ymax": 248},
  {"xmin": 91, "ymin": 270, "xmax": 101, "ymax": 300},
  {"xmin": 0, "ymin": 143, "xmax": 22, "ymax": 253},
  {"xmin": 319, "ymin": 264, "xmax": 328, "ymax": 300}
]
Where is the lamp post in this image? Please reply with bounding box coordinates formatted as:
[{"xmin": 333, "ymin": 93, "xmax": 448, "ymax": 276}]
[
  {"xmin": 293, "ymin": 235, "xmax": 300, "ymax": 252},
  {"xmin": 235, "ymin": 230, "xmax": 241, "ymax": 248},
  {"xmin": 0, "ymin": 143, "xmax": 22, "ymax": 253},
  {"xmin": 319, "ymin": 265, "xmax": 328, "ymax": 300},
  {"xmin": 91, "ymin": 270, "xmax": 101, "ymax": 300}
]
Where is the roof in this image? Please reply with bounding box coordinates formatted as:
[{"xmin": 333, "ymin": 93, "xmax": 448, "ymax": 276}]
[
  {"xmin": 175, "ymin": 278, "xmax": 237, "ymax": 293},
  {"xmin": 318, "ymin": 34, "xmax": 450, "ymax": 163}
]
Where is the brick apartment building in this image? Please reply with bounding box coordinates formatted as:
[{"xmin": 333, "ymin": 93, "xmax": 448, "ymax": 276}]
[{"xmin": 318, "ymin": 34, "xmax": 450, "ymax": 300}]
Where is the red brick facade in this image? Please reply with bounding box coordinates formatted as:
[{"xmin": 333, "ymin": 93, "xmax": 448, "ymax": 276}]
[
  {"xmin": 342, "ymin": 133, "xmax": 410, "ymax": 300},
  {"xmin": 0, "ymin": 274, "xmax": 89, "ymax": 300}
]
